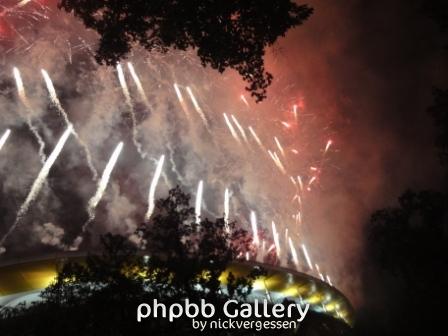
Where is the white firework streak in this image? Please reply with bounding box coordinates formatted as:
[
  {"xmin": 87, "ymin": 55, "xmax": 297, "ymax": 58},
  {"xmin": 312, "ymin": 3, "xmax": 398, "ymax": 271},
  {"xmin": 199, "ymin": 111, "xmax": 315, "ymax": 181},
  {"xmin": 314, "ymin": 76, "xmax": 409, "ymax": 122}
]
[
  {"xmin": 230, "ymin": 114, "xmax": 249, "ymax": 144},
  {"xmin": 0, "ymin": 129, "xmax": 11, "ymax": 152},
  {"xmin": 224, "ymin": 188, "xmax": 230, "ymax": 232},
  {"xmin": 13, "ymin": 67, "xmax": 46, "ymax": 163},
  {"xmin": 288, "ymin": 237, "xmax": 299, "ymax": 268},
  {"xmin": 116, "ymin": 64, "xmax": 146, "ymax": 158},
  {"xmin": 271, "ymin": 221, "xmax": 281, "ymax": 258},
  {"xmin": 240, "ymin": 94, "xmax": 250, "ymax": 108},
  {"xmin": 195, "ymin": 180, "xmax": 203, "ymax": 224},
  {"xmin": 145, "ymin": 155, "xmax": 165, "ymax": 220},
  {"xmin": 274, "ymin": 136, "xmax": 285, "ymax": 157},
  {"xmin": 173, "ymin": 83, "xmax": 191, "ymax": 118},
  {"xmin": 87, "ymin": 142, "xmax": 123, "ymax": 223},
  {"xmin": 186, "ymin": 86, "xmax": 209, "ymax": 129},
  {"xmin": 268, "ymin": 150, "xmax": 286, "ymax": 174},
  {"xmin": 315, "ymin": 263, "xmax": 325, "ymax": 281},
  {"xmin": 41, "ymin": 69, "xmax": 98, "ymax": 180},
  {"xmin": 0, "ymin": 126, "xmax": 73, "ymax": 249},
  {"xmin": 127, "ymin": 62, "xmax": 150, "ymax": 108},
  {"xmin": 248, "ymin": 126, "xmax": 265, "ymax": 151},
  {"xmin": 17, "ymin": 0, "xmax": 33, "ymax": 7},
  {"xmin": 250, "ymin": 211, "xmax": 260, "ymax": 246},
  {"xmin": 223, "ymin": 113, "xmax": 241, "ymax": 144},
  {"xmin": 71, "ymin": 142, "xmax": 123, "ymax": 251},
  {"xmin": 301, "ymin": 243, "xmax": 314, "ymax": 270}
]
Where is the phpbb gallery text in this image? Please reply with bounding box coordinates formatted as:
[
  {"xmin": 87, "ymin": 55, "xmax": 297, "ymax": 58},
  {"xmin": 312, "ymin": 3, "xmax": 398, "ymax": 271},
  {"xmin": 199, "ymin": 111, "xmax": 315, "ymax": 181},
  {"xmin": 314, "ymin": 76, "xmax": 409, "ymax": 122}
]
[{"xmin": 137, "ymin": 298, "xmax": 310, "ymax": 331}]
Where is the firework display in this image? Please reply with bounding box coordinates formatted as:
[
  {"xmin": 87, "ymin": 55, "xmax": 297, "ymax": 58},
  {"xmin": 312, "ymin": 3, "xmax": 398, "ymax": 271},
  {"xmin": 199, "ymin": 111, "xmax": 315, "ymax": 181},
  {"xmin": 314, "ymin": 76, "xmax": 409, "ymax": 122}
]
[{"xmin": 0, "ymin": 1, "xmax": 337, "ymax": 289}]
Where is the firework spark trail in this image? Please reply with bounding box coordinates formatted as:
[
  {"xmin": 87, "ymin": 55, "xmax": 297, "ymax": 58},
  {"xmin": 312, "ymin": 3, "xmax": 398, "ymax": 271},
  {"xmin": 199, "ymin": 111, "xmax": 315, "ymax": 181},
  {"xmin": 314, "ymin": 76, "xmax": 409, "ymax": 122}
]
[
  {"xmin": 195, "ymin": 180, "xmax": 203, "ymax": 224},
  {"xmin": 230, "ymin": 115, "xmax": 249, "ymax": 144},
  {"xmin": 173, "ymin": 83, "xmax": 191, "ymax": 118},
  {"xmin": 86, "ymin": 142, "xmax": 123, "ymax": 223},
  {"xmin": 315, "ymin": 263, "xmax": 325, "ymax": 281},
  {"xmin": 41, "ymin": 69, "xmax": 98, "ymax": 179},
  {"xmin": 293, "ymin": 104, "xmax": 298, "ymax": 123},
  {"xmin": 223, "ymin": 113, "xmax": 241, "ymax": 144},
  {"xmin": 16, "ymin": 0, "xmax": 32, "ymax": 8},
  {"xmin": 186, "ymin": 86, "xmax": 209, "ymax": 129},
  {"xmin": 13, "ymin": 67, "xmax": 46, "ymax": 163},
  {"xmin": 240, "ymin": 94, "xmax": 250, "ymax": 108},
  {"xmin": 274, "ymin": 136, "xmax": 285, "ymax": 157},
  {"xmin": 0, "ymin": 129, "xmax": 11, "ymax": 152},
  {"xmin": 69, "ymin": 142, "xmax": 123, "ymax": 251},
  {"xmin": 281, "ymin": 121, "xmax": 291, "ymax": 129},
  {"xmin": 0, "ymin": 126, "xmax": 73, "ymax": 253},
  {"xmin": 307, "ymin": 176, "xmax": 317, "ymax": 190},
  {"xmin": 248, "ymin": 126, "xmax": 265, "ymax": 151},
  {"xmin": 166, "ymin": 142, "xmax": 184, "ymax": 184},
  {"xmin": 271, "ymin": 221, "xmax": 281, "ymax": 259},
  {"xmin": 301, "ymin": 243, "xmax": 313, "ymax": 270},
  {"xmin": 288, "ymin": 237, "xmax": 299, "ymax": 268},
  {"xmin": 116, "ymin": 64, "xmax": 146, "ymax": 158},
  {"xmin": 127, "ymin": 62, "xmax": 150, "ymax": 107},
  {"xmin": 268, "ymin": 150, "xmax": 286, "ymax": 174},
  {"xmin": 250, "ymin": 211, "xmax": 260, "ymax": 246},
  {"xmin": 324, "ymin": 139, "xmax": 333, "ymax": 154},
  {"xmin": 297, "ymin": 176, "xmax": 304, "ymax": 191},
  {"xmin": 224, "ymin": 188, "xmax": 230, "ymax": 232},
  {"xmin": 0, "ymin": 0, "xmax": 32, "ymax": 16},
  {"xmin": 145, "ymin": 155, "xmax": 165, "ymax": 220}
]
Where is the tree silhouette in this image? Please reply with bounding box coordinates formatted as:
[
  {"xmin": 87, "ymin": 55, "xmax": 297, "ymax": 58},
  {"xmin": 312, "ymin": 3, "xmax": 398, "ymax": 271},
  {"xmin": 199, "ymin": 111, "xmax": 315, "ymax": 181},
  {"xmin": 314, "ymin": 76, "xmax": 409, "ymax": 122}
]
[
  {"xmin": 428, "ymin": 88, "xmax": 448, "ymax": 165},
  {"xmin": 0, "ymin": 187, "xmax": 264, "ymax": 335},
  {"xmin": 57, "ymin": 0, "xmax": 313, "ymax": 102},
  {"xmin": 0, "ymin": 187, "xmax": 353, "ymax": 335}
]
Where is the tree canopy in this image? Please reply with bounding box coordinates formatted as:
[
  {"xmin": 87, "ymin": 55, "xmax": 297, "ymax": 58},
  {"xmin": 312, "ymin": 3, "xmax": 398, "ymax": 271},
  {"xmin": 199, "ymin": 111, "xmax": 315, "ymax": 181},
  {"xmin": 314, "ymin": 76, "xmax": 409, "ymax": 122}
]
[
  {"xmin": 0, "ymin": 187, "xmax": 352, "ymax": 335},
  {"xmin": 57, "ymin": 0, "xmax": 313, "ymax": 102}
]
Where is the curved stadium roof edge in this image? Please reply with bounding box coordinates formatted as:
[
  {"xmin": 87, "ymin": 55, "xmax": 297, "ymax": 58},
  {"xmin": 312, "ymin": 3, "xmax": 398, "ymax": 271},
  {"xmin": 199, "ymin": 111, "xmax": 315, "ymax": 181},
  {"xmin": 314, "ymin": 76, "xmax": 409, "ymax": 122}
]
[{"xmin": 0, "ymin": 252, "xmax": 354, "ymax": 326}]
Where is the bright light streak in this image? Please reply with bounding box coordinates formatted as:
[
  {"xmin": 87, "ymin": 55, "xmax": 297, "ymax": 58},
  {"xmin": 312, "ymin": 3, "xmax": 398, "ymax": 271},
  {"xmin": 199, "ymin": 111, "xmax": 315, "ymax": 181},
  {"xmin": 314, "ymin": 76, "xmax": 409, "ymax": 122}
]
[
  {"xmin": 250, "ymin": 211, "xmax": 259, "ymax": 246},
  {"xmin": 223, "ymin": 113, "xmax": 241, "ymax": 143},
  {"xmin": 297, "ymin": 176, "xmax": 304, "ymax": 191},
  {"xmin": 274, "ymin": 136, "xmax": 285, "ymax": 157},
  {"xmin": 195, "ymin": 180, "xmax": 203, "ymax": 224},
  {"xmin": 271, "ymin": 221, "xmax": 281, "ymax": 258},
  {"xmin": 173, "ymin": 83, "xmax": 191, "ymax": 117},
  {"xmin": 0, "ymin": 129, "xmax": 11, "ymax": 152},
  {"xmin": 127, "ymin": 62, "xmax": 150, "ymax": 107},
  {"xmin": 240, "ymin": 94, "xmax": 249, "ymax": 107},
  {"xmin": 230, "ymin": 114, "xmax": 248, "ymax": 143},
  {"xmin": 288, "ymin": 237, "xmax": 299, "ymax": 267},
  {"xmin": 224, "ymin": 188, "xmax": 230, "ymax": 232},
  {"xmin": 248, "ymin": 126, "xmax": 265, "ymax": 150},
  {"xmin": 14, "ymin": 67, "xmax": 46, "ymax": 163},
  {"xmin": 42, "ymin": 69, "xmax": 98, "ymax": 178},
  {"xmin": 281, "ymin": 121, "xmax": 291, "ymax": 128},
  {"xmin": 87, "ymin": 142, "xmax": 123, "ymax": 220},
  {"xmin": 116, "ymin": 64, "xmax": 145, "ymax": 158},
  {"xmin": 145, "ymin": 155, "xmax": 165, "ymax": 220},
  {"xmin": 0, "ymin": 126, "xmax": 73, "ymax": 249},
  {"xmin": 186, "ymin": 86, "xmax": 209, "ymax": 128},
  {"xmin": 324, "ymin": 139, "xmax": 333, "ymax": 153},
  {"xmin": 301, "ymin": 244, "xmax": 314, "ymax": 270}
]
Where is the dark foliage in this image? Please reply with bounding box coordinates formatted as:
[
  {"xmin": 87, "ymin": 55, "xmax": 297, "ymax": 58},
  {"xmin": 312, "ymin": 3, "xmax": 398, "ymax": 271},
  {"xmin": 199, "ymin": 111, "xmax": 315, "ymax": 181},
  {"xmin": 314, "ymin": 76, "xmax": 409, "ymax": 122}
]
[
  {"xmin": 428, "ymin": 88, "xmax": 448, "ymax": 165},
  {"xmin": 57, "ymin": 0, "xmax": 312, "ymax": 102},
  {"xmin": 355, "ymin": 191, "xmax": 448, "ymax": 335},
  {"xmin": 1, "ymin": 187, "xmax": 329, "ymax": 335}
]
